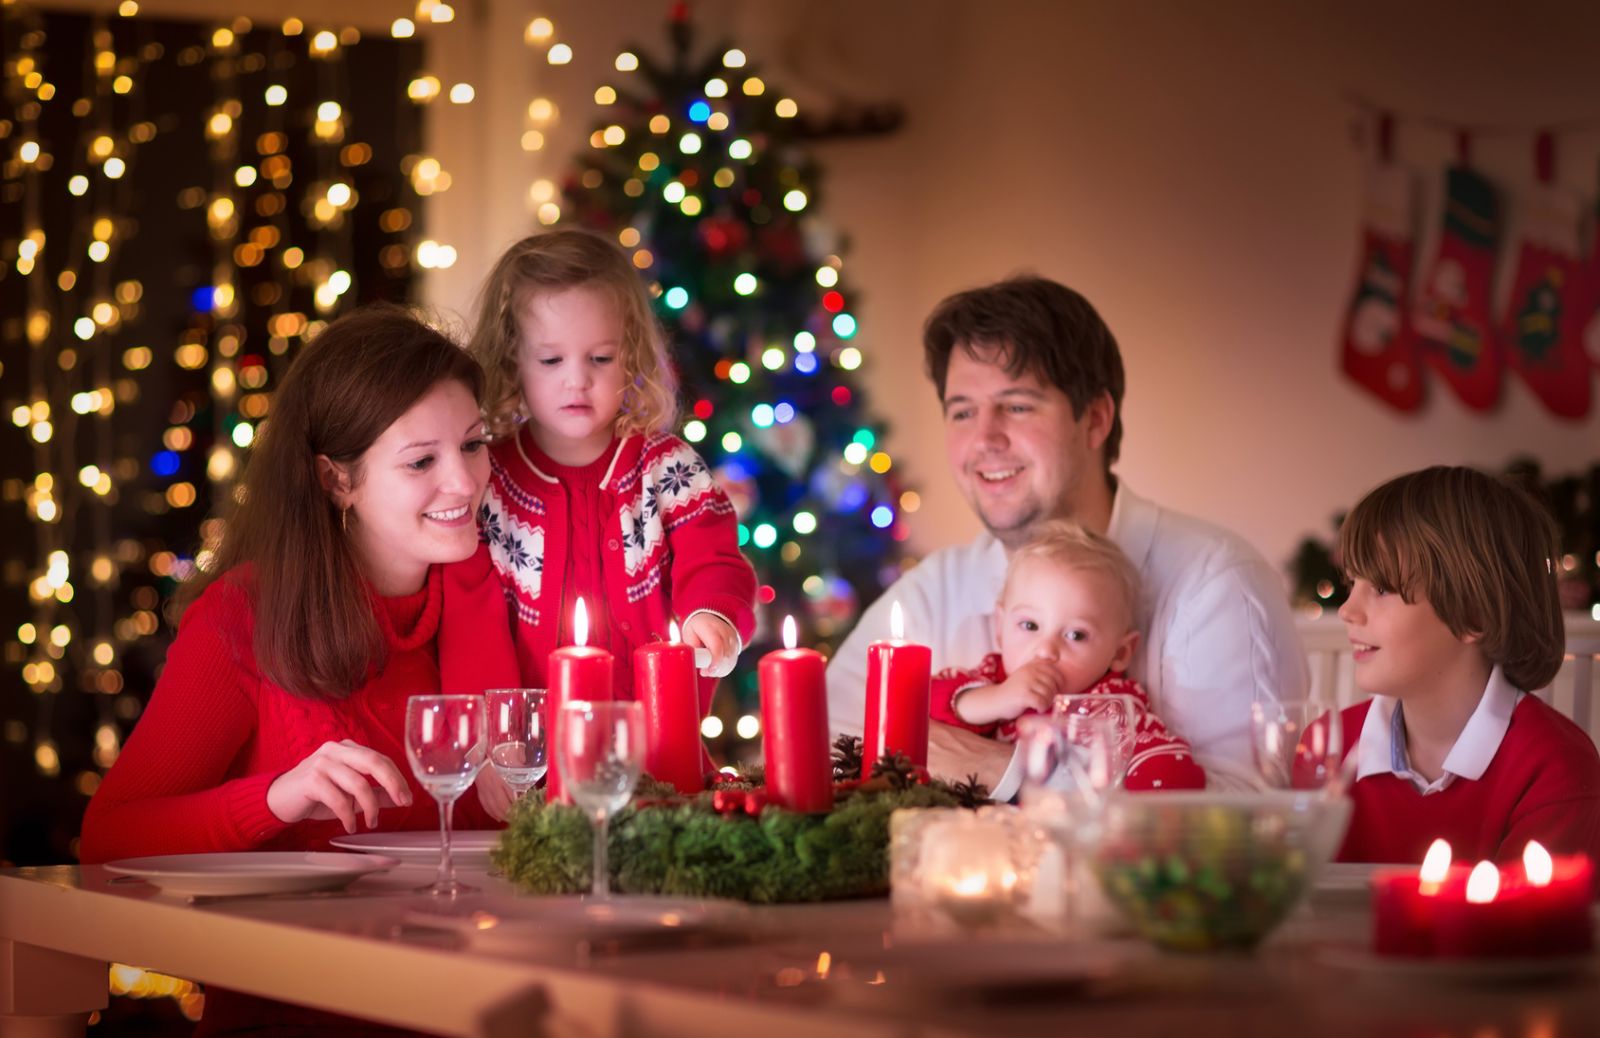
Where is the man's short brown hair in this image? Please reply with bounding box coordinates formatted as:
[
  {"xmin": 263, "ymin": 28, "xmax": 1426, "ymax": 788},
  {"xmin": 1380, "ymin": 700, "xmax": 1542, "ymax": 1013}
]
[
  {"xmin": 923, "ymin": 275, "xmax": 1126, "ymax": 465},
  {"xmin": 1339, "ymin": 466, "xmax": 1564, "ymax": 691}
]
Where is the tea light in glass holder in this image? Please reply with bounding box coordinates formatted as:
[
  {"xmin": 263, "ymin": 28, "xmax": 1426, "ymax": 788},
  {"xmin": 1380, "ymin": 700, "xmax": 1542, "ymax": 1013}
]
[{"xmin": 920, "ymin": 816, "xmax": 1021, "ymax": 927}]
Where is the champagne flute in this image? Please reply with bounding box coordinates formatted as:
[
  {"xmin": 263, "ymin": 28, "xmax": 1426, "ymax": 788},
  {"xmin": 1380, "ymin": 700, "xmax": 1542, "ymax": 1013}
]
[
  {"xmin": 486, "ymin": 688, "xmax": 548, "ymax": 801},
  {"xmin": 405, "ymin": 694, "xmax": 486, "ymax": 897},
  {"xmin": 558, "ymin": 700, "xmax": 645, "ymax": 899},
  {"xmin": 1250, "ymin": 695, "xmax": 1343, "ymax": 793}
]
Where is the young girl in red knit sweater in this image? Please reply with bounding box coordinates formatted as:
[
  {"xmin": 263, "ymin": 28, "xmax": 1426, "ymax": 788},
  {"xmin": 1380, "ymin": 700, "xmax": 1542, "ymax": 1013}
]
[
  {"xmin": 931, "ymin": 520, "xmax": 1205, "ymax": 790},
  {"xmin": 80, "ymin": 308, "xmax": 518, "ymax": 865},
  {"xmin": 467, "ymin": 230, "xmax": 757, "ymax": 705},
  {"xmin": 1325, "ymin": 466, "xmax": 1600, "ymax": 867}
]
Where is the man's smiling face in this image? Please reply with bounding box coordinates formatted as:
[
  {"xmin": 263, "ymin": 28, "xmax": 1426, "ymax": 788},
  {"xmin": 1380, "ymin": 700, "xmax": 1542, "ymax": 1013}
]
[{"xmin": 941, "ymin": 345, "xmax": 1109, "ymax": 549}]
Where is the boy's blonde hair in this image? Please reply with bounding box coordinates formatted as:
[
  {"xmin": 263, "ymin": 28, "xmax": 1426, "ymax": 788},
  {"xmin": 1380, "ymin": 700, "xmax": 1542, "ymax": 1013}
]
[
  {"xmin": 1003, "ymin": 519, "xmax": 1141, "ymax": 630},
  {"xmin": 1340, "ymin": 466, "xmax": 1564, "ymax": 691},
  {"xmin": 468, "ymin": 229, "xmax": 678, "ymax": 438}
]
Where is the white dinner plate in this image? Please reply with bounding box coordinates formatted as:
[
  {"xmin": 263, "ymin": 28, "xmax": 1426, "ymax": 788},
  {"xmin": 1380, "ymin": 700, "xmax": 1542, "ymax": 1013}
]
[
  {"xmin": 1315, "ymin": 862, "xmax": 1382, "ymax": 894},
  {"xmin": 329, "ymin": 830, "xmax": 502, "ymax": 866},
  {"xmin": 104, "ymin": 852, "xmax": 398, "ymax": 898},
  {"xmin": 406, "ymin": 896, "xmax": 747, "ymax": 952}
]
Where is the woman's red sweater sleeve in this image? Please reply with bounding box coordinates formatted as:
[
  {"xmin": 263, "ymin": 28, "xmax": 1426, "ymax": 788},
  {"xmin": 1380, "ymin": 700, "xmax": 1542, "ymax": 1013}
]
[{"xmin": 78, "ymin": 583, "xmax": 291, "ymax": 863}]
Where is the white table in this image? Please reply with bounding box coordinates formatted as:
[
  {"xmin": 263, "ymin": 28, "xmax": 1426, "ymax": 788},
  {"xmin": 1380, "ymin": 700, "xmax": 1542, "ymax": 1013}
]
[{"xmin": 3, "ymin": 862, "xmax": 1598, "ymax": 1038}]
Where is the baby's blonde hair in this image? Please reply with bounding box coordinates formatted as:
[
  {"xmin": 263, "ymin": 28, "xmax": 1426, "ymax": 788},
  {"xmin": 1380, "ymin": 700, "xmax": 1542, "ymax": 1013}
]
[
  {"xmin": 467, "ymin": 229, "xmax": 679, "ymax": 438},
  {"xmin": 1003, "ymin": 519, "xmax": 1141, "ymax": 630}
]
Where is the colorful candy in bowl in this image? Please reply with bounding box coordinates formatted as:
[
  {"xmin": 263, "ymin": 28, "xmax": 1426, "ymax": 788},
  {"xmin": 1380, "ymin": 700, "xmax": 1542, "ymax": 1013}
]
[{"xmin": 1086, "ymin": 791, "xmax": 1350, "ymax": 951}]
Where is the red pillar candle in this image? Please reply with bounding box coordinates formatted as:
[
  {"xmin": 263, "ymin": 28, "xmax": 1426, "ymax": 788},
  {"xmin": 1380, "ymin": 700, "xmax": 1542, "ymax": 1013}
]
[
  {"xmin": 1372, "ymin": 838, "xmax": 1466, "ymax": 957},
  {"xmin": 862, "ymin": 600, "xmax": 932, "ymax": 769},
  {"xmin": 634, "ymin": 621, "xmax": 705, "ymax": 794},
  {"xmin": 545, "ymin": 598, "xmax": 614, "ymax": 804},
  {"xmin": 1513, "ymin": 842, "xmax": 1595, "ymax": 956},
  {"xmin": 1432, "ymin": 860, "xmax": 1525, "ymax": 958},
  {"xmin": 759, "ymin": 615, "xmax": 833, "ymax": 813},
  {"xmin": 1433, "ymin": 843, "xmax": 1595, "ymax": 959}
]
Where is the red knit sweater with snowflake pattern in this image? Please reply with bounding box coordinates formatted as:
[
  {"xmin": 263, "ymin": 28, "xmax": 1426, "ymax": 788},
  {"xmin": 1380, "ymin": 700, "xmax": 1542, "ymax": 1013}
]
[{"xmin": 481, "ymin": 429, "xmax": 756, "ymax": 707}]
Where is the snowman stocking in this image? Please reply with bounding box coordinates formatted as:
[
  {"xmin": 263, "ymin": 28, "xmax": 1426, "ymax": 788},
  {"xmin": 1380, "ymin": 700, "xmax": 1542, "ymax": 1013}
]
[{"xmin": 1340, "ymin": 164, "xmax": 1422, "ymax": 411}]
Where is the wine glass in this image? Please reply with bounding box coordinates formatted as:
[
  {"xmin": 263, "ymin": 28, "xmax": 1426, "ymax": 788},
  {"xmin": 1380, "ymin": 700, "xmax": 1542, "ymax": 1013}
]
[
  {"xmin": 405, "ymin": 694, "xmax": 486, "ymax": 897},
  {"xmin": 1250, "ymin": 694, "xmax": 1343, "ymax": 793},
  {"xmin": 1051, "ymin": 693, "xmax": 1139, "ymax": 792},
  {"xmin": 557, "ymin": 700, "xmax": 645, "ymax": 899},
  {"xmin": 486, "ymin": 688, "xmax": 548, "ymax": 802},
  {"xmin": 1018, "ymin": 698, "xmax": 1135, "ymax": 818}
]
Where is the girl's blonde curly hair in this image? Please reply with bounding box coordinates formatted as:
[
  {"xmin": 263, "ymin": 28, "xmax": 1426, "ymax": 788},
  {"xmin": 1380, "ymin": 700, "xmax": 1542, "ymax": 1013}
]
[{"xmin": 467, "ymin": 229, "xmax": 678, "ymax": 438}]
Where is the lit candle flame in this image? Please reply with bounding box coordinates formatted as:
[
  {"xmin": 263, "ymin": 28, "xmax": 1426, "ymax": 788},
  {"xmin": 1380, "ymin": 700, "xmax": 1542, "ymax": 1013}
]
[
  {"xmin": 890, "ymin": 599, "xmax": 904, "ymax": 640},
  {"xmin": 815, "ymin": 950, "xmax": 831, "ymax": 979},
  {"xmin": 1419, "ymin": 838, "xmax": 1452, "ymax": 888},
  {"xmin": 783, "ymin": 614, "xmax": 797, "ymax": 650},
  {"xmin": 669, "ymin": 619, "xmax": 680, "ymax": 644},
  {"xmin": 1465, "ymin": 860, "xmax": 1500, "ymax": 904},
  {"xmin": 950, "ymin": 872, "xmax": 989, "ymax": 897},
  {"xmin": 1524, "ymin": 841, "xmax": 1553, "ymax": 887},
  {"xmin": 574, "ymin": 597, "xmax": 589, "ymax": 647}
]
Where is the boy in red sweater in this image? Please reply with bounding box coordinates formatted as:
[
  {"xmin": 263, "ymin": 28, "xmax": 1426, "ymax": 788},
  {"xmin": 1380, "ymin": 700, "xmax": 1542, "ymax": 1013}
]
[
  {"xmin": 930, "ymin": 520, "xmax": 1205, "ymax": 790},
  {"xmin": 1328, "ymin": 466, "xmax": 1600, "ymax": 867}
]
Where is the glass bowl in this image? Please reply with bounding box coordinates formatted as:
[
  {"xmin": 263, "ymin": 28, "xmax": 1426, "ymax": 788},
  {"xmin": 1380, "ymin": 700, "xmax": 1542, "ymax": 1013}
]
[{"xmin": 1086, "ymin": 790, "xmax": 1350, "ymax": 951}]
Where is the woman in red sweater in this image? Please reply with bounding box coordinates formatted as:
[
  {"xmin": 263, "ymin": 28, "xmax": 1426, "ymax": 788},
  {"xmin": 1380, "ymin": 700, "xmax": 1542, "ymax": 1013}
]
[{"xmin": 80, "ymin": 304, "xmax": 518, "ymax": 862}]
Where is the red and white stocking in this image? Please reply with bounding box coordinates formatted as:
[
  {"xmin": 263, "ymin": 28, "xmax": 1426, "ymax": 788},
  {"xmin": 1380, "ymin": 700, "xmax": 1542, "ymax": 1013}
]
[
  {"xmin": 1340, "ymin": 163, "xmax": 1422, "ymax": 411},
  {"xmin": 1411, "ymin": 165, "xmax": 1502, "ymax": 410},
  {"xmin": 1498, "ymin": 137, "xmax": 1590, "ymax": 418}
]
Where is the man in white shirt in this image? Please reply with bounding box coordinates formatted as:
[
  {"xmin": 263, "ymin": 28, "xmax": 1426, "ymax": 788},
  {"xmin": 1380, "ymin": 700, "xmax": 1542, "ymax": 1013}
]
[{"xmin": 825, "ymin": 276, "xmax": 1307, "ymax": 797}]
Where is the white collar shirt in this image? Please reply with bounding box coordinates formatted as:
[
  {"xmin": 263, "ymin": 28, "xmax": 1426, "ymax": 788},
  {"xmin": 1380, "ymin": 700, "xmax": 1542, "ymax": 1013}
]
[{"xmin": 1354, "ymin": 665, "xmax": 1524, "ymax": 795}]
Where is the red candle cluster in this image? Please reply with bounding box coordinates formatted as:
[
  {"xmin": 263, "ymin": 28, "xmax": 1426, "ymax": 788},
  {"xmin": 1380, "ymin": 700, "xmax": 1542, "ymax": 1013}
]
[
  {"xmin": 545, "ymin": 598, "xmax": 613, "ymax": 804},
  {"xmin": 1373, "ymin": 839, "xmax": 1594, "ymax": 959},
  {"xmin": 862, "ymin": 601, "xmax": 931, "ymax": 769},
  {"xmin": 758, "ymin": 616, "xmax": 833, "ymax": 813},
  {"xmin": 634, "ymin": 621, "xmax": 706, "ymax": 794}
]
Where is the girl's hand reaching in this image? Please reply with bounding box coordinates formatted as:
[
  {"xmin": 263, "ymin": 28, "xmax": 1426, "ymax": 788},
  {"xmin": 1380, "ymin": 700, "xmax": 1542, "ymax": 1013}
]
[{"xmin": 680, "ymin": 611, "xmax": 740, "ymax": 678}]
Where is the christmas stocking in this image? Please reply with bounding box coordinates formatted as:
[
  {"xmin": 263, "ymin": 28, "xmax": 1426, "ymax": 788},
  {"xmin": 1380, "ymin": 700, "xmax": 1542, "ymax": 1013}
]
[
  {"xmin": 1499, "ymin": 184, "xmax": 1591, "ymax": 418},
  {"xmin": 1340, "ymin": 164, "xmax": 1422, "ymax": 411},
  {"xmin": 1584, "ymin": 181, "xmax": 1600, "ymax": 375},
  {"xmin": 1411, "ymin": 166, "xmax": 1502, "ymax": 410}
]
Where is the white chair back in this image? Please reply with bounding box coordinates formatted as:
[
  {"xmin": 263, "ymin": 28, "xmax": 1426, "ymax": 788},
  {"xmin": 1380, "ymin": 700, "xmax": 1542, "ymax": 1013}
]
[{"xmin": 1294, "ymin": 613, "xmax": 1600, "ymax": 741}]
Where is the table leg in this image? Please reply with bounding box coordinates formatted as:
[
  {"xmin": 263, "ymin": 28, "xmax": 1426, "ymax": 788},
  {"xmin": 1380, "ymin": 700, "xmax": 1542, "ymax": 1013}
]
[{"xmin": 0, "ymin": 940, "xmax": 106, "ymax": 1038}]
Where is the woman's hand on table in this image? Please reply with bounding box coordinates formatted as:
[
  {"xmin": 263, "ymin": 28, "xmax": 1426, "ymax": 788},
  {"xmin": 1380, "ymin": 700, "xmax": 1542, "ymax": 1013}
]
[{"xmin": 266, "ymin": 739, "xmax": 413, "ymax": 833}]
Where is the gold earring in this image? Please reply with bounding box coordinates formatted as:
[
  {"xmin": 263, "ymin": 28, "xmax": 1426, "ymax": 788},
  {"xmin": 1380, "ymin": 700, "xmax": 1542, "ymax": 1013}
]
[{"xmin": 341, "ymin": 506, "xmax": 349, "ymax": 532}]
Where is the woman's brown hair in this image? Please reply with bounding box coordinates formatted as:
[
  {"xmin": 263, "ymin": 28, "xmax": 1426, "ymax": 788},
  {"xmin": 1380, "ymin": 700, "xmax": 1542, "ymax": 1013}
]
[
  {"xmin": 1339, "ymin": 466, "xmax": 1565, "ymax": 691},
  {"xmin": 179, "ymin": 305, "xmax": 484, "ymax": 700},
  {"xmin": 467, "ymin": 228, "xmax": 678, "ymax": 439}
]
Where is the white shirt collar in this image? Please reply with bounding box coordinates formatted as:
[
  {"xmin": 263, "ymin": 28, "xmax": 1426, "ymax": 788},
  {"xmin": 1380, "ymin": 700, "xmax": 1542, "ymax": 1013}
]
[{"xmin": 1355, "ymin": 665, "xmax": 1524, "ymax": 793}]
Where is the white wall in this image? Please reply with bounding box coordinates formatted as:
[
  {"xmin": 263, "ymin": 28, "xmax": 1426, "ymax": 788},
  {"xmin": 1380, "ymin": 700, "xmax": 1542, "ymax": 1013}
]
[
  {"xmin": 73, "ymin": 0, "xmax": 1600, "ymax": 581},
  {"xmin": 421, "ymin": 0, "xmax": 1600, "ymax": 585}
]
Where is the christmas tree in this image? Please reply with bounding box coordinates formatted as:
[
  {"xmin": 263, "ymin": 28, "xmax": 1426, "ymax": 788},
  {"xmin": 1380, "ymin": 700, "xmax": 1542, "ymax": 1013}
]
[{"xmin": 553, "ymin": 10, "xmax": 911, "ymax": 722}]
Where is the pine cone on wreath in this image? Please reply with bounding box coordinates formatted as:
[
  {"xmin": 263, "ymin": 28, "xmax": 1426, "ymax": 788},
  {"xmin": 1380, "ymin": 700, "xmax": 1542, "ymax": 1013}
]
[
  {"xmin": 831, "ymin": 734, "xmax": 864, "ymax": 781},
  {"xmin": 949, "ymin": 773, "xmax": 991, "ymax": 809},
  {"xmin": 869, "ymin": 751, "xmax": 921, "ymax": 791}
]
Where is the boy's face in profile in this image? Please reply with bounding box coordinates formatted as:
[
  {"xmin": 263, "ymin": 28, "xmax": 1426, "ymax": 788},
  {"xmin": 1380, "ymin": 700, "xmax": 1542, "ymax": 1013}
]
[
  {"xmin": 1339, "ymin": 577, "xmax": 1483, "ymax": 699},
  {"xmin": 994, "ymin": 558, "xmax": 1139, "ymax": 696}
]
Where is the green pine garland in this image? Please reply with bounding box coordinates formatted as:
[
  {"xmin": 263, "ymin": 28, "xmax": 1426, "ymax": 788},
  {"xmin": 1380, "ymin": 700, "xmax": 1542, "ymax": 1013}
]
[{"xmin": 494, "ymin": 770, "xmax": 973, "ymax": 903}]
